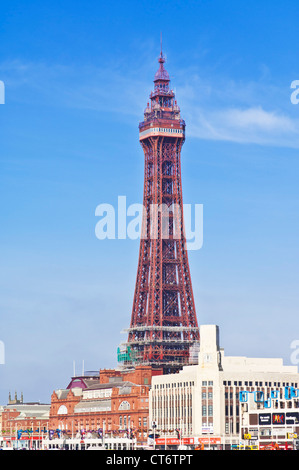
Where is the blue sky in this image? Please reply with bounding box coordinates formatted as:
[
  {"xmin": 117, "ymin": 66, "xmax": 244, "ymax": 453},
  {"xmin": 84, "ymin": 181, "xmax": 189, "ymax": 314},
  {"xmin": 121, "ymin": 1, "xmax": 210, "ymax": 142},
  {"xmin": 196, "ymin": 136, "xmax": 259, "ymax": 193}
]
[{"xmin": 1, "ymin": 0, "xmax": 299, "ymax": 404}]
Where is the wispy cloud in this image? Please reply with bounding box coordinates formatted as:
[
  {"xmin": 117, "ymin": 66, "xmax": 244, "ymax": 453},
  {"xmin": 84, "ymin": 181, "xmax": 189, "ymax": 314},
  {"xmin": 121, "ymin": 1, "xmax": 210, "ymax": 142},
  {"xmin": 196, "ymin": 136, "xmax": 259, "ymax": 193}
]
[
  {"xmin": 185, "ymin": 105, "xmax": 299, "ymax": 147},
  {"xmin": 2, "ymin": 58, "xmax": 299, "ymax": 148},
  {"xmin": 0, "ymin": 59, "xmax": 149, "ymax": 118},
  {"xmin": 175, "ymin": 70, "xmax": 299, "ymax": 148}
]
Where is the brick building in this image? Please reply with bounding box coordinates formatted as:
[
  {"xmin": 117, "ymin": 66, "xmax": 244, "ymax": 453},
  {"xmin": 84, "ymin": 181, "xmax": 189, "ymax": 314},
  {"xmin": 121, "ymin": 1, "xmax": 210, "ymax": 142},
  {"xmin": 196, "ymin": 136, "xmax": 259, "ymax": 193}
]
[
  {"xmin": 49, "ymin": 366, "xmax": 162, "ymax": 446},
  {"xmin": 0, "ymin": 401, "xmax": 50, "ymax": 449}
]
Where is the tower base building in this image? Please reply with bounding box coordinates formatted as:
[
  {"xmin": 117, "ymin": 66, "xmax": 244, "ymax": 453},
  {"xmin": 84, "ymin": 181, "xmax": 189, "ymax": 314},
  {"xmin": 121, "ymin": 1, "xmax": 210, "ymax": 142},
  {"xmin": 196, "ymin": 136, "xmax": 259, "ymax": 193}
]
[{"xmin": 149, "ymin": 325, "xmax": 299, "ymax": 449}]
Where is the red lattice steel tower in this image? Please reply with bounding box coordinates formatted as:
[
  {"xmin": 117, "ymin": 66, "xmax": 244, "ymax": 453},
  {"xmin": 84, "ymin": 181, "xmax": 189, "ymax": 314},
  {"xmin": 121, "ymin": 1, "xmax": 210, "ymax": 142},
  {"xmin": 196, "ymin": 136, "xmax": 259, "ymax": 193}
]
[{"xmin": 119, "ymin": 50, "xmax": 199, "ymax": 373}]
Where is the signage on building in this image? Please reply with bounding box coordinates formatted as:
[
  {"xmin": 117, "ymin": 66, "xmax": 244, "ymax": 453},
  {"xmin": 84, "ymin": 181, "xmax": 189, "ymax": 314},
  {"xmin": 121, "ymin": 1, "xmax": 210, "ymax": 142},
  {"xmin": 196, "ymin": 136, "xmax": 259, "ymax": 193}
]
[
  {"xmin": 155, "ymin": 437, "xmax": 221, "ymax": 446},
  {"xmin": 155, "ymin": 438, "xmax": 179, "ymax": 446},
  {"xmin": 157, "ymin": 438, "xmax": 180, "ymax": 446},
  {"xmin": 259, "ymin": 413, "xmax": 271, "ymax": 426},
  {"xmin": 155, "ymin": 437, "xmax": 195, "ymax": 446},
  {"xmin": 272, "ymin": 413, "xmax": 285, "ymax": 425},
  {"xmin": 201, "ymin": 425, "xmax": 213, "ymax": 434},
  {"xmin": 197, "ymin": 437, "xmax": 221, "ymax": 445},
  {"xmin": 258, "ymin": 412, "xmax": 296, "ymax": 426},
  {"xmin": 286, "ymin": 412, "xmax": 299, "ymax": 425}
]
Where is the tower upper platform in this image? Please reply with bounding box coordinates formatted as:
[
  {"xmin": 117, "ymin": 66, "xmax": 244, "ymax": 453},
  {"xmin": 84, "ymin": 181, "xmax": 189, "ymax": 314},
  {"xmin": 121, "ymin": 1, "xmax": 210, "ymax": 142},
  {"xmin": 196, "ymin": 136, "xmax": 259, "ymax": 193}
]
[{"xmin": 139, "ymin": 51, "xmax": 185, "ymax": 141}]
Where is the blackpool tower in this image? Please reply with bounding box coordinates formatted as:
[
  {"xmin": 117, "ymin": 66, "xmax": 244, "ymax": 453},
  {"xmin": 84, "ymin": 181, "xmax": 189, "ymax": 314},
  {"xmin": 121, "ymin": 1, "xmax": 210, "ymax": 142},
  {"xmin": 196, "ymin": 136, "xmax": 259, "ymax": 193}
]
[{"xmin": 118, "ymin": 49, "xmax": 200, "ymax": 373}]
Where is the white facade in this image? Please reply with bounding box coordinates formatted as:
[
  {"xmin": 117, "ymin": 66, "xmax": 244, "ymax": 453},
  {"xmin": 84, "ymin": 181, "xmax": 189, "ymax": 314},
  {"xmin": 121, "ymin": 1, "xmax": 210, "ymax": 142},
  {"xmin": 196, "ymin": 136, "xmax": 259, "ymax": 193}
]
[{"xmin": 149, "ymin": 325, "xmax": 299, "ymax": 447}]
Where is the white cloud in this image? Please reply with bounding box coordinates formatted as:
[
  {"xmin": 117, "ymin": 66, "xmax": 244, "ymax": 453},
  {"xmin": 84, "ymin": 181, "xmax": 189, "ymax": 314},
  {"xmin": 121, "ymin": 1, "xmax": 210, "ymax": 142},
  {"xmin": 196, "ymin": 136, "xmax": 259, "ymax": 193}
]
[
  {"xmin": 222, "ymin": 107, "xmax": 295, "ymax": 132},
  {"xmin": 185, "ymin": 105, "xmax": 299, "ymax": 147},
  {"xmin": 173, "ymin": 68, "xmax": 299, "ymax": 148}
]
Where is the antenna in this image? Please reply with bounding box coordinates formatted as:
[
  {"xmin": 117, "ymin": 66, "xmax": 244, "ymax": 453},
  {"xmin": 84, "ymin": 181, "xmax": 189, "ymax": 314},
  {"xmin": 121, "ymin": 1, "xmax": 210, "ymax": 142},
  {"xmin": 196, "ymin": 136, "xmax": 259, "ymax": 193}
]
[
  {"xmin": 82, "ymin": 360, "xmax": 85, "ymax": 376},
  {"xmin": 160, "ymin": 32, "xmax": 162, "ymax": 56},
  {"xmin": 73, "ymin": 360, "xmax": 76, "ymax": 377}
]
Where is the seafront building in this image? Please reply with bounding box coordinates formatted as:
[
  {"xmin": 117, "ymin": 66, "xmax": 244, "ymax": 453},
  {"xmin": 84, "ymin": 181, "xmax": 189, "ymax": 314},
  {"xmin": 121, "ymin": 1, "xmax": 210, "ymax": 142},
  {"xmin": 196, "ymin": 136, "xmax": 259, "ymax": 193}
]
[
  {"xmin": 1, "ymin": 326, "xmax": 299, "ymax": 449},
  {"xmin": 48, "ymin": 366, "xmax": 162, "ymax": 448},
  {"xmin": 149, "ymin": 324, "xmax": 299, "ymax": 449},
  {"xmin": 0, "ymin": 399, "xmax": 50, "ymax": 449}
]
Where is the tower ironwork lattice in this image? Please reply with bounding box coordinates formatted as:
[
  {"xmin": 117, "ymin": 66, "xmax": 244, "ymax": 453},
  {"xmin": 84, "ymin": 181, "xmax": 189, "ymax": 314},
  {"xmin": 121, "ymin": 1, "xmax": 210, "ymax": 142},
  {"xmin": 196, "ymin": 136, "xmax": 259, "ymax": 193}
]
[{"xmin": 118, "ymin": 50, "xmax": 200, "ymax": 373}]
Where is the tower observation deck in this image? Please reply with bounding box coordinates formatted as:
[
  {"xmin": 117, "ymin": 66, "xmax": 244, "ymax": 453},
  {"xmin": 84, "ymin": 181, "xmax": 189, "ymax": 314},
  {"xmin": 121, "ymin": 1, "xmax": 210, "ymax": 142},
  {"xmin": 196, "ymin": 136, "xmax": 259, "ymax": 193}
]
[{"xmin": 118, "ymin": 50, "xmax": 200, "ymax": 374}]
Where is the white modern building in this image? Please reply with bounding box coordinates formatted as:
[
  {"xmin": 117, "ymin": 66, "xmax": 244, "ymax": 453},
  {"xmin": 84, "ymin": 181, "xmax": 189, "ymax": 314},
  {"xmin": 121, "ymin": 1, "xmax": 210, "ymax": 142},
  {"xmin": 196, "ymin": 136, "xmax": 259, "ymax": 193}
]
[{"xmin": 149, "ymin": 325, "xmax": 299, "ymax": 449}]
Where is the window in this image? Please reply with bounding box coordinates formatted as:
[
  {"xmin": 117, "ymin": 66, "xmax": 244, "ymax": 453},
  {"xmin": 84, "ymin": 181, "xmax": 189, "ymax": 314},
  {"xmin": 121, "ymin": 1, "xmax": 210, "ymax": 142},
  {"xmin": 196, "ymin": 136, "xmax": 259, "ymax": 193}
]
[
  {"xmin": 57, "ymin": 405, "xmax": 68, "ymax": 415},
  {"xmin": 119, "ymin": 401, "xmax": 130, "ymax": 411},
  {"xmin": 260, "ymin": 428, "xmax": 271, "ymax": 437}
]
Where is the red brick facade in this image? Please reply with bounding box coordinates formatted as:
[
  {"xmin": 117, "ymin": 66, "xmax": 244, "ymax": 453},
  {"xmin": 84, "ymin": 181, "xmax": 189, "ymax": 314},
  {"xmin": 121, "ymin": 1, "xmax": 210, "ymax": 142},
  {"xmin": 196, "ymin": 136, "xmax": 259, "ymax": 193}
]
[
  {"xmin": 1, "ymin": 407, "xmax": 49, "ymax": 447},
  {"xmin": 49, "ymin": 366, "xmax": 162, "ymax": 445}
]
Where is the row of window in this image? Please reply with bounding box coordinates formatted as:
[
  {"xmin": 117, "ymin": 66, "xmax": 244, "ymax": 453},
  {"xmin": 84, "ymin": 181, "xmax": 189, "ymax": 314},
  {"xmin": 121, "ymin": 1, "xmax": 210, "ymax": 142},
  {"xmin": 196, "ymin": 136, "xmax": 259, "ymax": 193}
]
[
  {"xmin": 154, "ymin": 381, "xmax": 195, "ymax": 389},
  {"xmin": 223, "ymin": 381, "xmax": 298, "ymax": 387},
  {"xmin": 154, "ymin": 128, "xmax": 183, "ymax": 133},
  {"xmin": 140, "ymin": 127, "xmax": 183, "ymax": 138},
  {"xmin": 83, "ymin": 389, "xmax": 112, "ymax": 399},
  {"xmin": 155, "ymin": 380, "xmax": 298, "ymax": 389},
  {"xmin": 119, "ymin": 415, "xmax": 148, "ymax": 429},
  {"xmin": 202, "ymin": 405, "xmax": 213, "ymax": 417}
]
